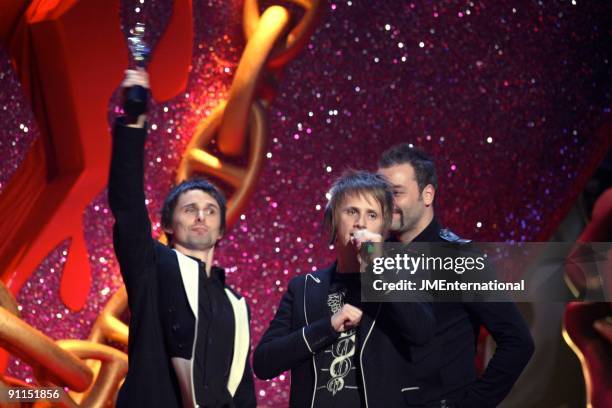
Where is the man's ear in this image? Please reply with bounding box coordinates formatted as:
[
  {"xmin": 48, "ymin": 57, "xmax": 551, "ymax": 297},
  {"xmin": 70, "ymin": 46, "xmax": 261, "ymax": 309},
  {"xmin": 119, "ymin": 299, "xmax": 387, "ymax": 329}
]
[{"xmin": 422, "ymin": 184, "xmax": 435, "ymax": 206}]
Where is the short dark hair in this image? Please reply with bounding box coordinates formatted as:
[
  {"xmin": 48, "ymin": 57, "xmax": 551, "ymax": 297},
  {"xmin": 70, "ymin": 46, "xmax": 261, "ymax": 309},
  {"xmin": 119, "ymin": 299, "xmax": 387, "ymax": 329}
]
[
  {"xmin": 161, "ymin": 178, "xmax": 227, "ymax": 245},
  {"xmin": 323, "ymin": 170, "xmax": 394, "ymax": 244},
  {"xmin": 378, "ymin": 144, "xmax": 438, "ymax": 192}
]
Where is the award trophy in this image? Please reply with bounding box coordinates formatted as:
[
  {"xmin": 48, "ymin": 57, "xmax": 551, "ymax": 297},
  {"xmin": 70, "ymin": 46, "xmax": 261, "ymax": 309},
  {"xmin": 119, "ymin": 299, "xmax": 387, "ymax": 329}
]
[{"xmin": 125, "ymin": 22, "xmax": 151, "ymax": 118}]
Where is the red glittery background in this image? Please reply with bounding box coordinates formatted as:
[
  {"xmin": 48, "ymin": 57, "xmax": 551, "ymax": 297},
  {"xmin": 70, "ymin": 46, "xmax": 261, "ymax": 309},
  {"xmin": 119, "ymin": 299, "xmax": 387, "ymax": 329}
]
[{"xmin": 0, "ymin": 0, "xmax": 610, "ymax": 405}]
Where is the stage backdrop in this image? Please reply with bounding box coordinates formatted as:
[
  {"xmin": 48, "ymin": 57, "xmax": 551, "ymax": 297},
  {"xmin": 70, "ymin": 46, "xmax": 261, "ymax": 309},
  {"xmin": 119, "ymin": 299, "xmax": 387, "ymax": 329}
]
[{"xmin": 0, "ymin": 0, "xmax": 610, "ymax": 406}]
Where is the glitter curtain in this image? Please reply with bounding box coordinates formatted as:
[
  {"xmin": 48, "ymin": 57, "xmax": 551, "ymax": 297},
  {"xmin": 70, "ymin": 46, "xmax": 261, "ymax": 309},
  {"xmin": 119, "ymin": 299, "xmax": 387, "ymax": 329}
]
[{"xmin": 0, "ymin": 0, "xmax": 610, "ymax": 405}]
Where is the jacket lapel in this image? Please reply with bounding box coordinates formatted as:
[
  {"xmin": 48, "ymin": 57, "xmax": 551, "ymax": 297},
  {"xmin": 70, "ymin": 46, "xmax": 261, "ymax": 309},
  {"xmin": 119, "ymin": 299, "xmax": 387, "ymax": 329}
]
[
  {"xmin": 357, "ymin": 301, "xmax": 381, "ymax": 408},
  {"xmin": 303, "ymin": 264, "xmax": 334, "ymax": 325},
  {"xmin": 173, "ymin": 249, "xmax": 199, "ymax": 319},
  {"xmin": 358, "ymin": 302, "xmax": 381, "ymax": 348},
  {"xmin": 224, "ymin": 289, "xmax": 249, "ymax": 396}
]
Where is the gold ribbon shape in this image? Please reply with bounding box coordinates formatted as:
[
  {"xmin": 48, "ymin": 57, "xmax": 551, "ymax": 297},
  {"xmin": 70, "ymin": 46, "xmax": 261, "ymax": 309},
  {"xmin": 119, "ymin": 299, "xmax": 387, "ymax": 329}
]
[{"xmin": 177, "ymin": 0, "xmax": 324, "ymax": 225}]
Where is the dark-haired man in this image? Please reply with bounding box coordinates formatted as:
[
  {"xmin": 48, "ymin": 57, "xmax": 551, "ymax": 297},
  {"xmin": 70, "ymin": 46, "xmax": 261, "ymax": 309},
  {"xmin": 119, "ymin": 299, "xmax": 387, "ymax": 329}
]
[
  {"xmin": 378, "ymin": 144, "xmax": 534, "ymax": 407},
  {"xmin": 109, "ymin": 69, "xmax": 256, "ymax": 408},
  {"xmin": 253, "ymin": 170, "xmax": 435, "ymax": 407}
]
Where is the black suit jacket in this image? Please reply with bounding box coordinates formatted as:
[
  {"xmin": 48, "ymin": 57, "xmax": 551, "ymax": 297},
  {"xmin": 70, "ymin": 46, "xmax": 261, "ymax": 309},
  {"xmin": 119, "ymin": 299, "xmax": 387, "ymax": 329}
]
[
  {"xmin": 406, "ymin": 219, "xmax": 535, "ymax": 407},
  {"xmin": 108, "ymin": 120, "xmax": 256, "ymax": 407},
  {"xmin": 253, "ymin": 264, "xmax": 436, "ymax": 407}
]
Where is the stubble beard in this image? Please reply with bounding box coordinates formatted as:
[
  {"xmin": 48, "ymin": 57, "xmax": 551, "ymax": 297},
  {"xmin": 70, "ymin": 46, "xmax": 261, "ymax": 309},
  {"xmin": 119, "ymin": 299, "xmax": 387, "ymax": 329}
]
[
  {"xmin": 183, "ymin": 234, "xmax": 216, "ymax": 252},
  {"xmin": 394, "ymin": 206, "xmax": 423, "ymax": 236}
]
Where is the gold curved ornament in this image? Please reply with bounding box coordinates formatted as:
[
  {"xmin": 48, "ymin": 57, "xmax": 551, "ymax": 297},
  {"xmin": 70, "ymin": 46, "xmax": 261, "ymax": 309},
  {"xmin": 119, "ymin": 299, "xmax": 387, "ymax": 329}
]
[
  {"xmin": 243, "ymin": 0, "xmax": 324, "ymax": 69},
  {"xmin": 219, "ymin": 5, "xmax": 289, "ymax": 156},
  {"xmin": 0, "ymin": 308, "xmax": 93, "ymax": 392},
  {"xmin": 177, "ymin": 101, "xmax": 267, "ymax": 226},
  {"xmin": 0, "ymin": 282, "xmax": 19, "ymax": 317},
  {"xmin": 58, "ymin": 340, "xmax": 128, "ymax": 408},
  {"xmin": 88, "ymin": 286, "xmax": 128, "ymax": 346},
  {"xmin": 0, "ymin": 292, "xmax": 126, "ymax": 407}
]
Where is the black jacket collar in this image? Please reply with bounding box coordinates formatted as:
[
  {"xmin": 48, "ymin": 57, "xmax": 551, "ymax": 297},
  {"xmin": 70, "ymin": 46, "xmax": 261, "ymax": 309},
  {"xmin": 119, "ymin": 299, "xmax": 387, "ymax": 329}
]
[
  {"xmin": 412, "ymin": 217, "xmax": 442, "ymax": 242},
  {"xmin": 184, "ymin": 253, "xmax": 226, "ymax": 285}
]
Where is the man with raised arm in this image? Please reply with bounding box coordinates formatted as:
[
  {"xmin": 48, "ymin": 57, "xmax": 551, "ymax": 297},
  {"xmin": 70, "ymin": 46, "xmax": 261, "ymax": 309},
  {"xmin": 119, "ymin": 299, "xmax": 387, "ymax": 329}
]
[{"xmin": 109, "ymin": 69, "xmax": 256, "ymax": 408}]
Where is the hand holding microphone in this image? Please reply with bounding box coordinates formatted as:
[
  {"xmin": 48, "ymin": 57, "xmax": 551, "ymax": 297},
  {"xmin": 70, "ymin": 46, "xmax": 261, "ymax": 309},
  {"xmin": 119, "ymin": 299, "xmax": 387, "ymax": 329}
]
[
  {"xmin": 350, "ymin": 229, "xmax": 383, "ymax": 249},
  {"xmin": 351, "ymin": 229, "xmax": 384, "ymax": 271}
]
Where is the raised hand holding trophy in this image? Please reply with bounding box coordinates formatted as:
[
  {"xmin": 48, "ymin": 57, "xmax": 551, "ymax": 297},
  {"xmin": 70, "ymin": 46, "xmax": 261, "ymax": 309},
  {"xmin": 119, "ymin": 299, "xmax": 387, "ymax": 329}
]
[{"xmin": 124, "ymin": 22, "xmax": 151, "ymax": 119}]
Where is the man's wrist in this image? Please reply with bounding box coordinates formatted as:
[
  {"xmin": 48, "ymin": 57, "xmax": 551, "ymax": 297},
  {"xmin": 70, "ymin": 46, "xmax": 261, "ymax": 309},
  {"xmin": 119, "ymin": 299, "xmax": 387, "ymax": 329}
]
[{"xmin": 126, "ymin": 114, "xmax": 147, "ymax": 128}]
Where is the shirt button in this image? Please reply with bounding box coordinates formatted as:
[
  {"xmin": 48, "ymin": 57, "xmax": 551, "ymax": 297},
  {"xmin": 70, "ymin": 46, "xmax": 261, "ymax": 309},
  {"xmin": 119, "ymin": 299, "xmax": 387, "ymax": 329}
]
[
  {"xmin": 178, "ymin": 343, "xmax": 183, "ymax": 350},
  {"xmin": 172, "ymin": 324, "xmax": 180, "ymax": 332}
]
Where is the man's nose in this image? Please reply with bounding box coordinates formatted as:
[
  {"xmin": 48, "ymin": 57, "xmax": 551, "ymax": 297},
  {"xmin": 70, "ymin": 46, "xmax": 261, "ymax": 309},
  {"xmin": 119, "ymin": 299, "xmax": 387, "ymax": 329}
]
[{"xmin": 355, "ymin": 214, "xmax": 367, "ymax": 229}]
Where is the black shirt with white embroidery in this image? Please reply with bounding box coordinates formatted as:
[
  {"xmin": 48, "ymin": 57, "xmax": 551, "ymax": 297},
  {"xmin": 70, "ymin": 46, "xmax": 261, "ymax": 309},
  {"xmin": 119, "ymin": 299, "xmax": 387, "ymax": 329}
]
[{"xmin": 314, "ymin": 272, "xmax": 365, "ymax": 408}]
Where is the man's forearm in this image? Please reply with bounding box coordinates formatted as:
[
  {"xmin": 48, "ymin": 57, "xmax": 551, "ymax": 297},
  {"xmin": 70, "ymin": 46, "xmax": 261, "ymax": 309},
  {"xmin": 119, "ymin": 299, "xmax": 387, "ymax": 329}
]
[
  {"xmin": 108, "ymin": 119, "xmax": 149, "ymax": 216},
  {"xmin": 253, "ymin": 317, "xmax": 339, "ymax": 380},
  {"xmin": 108, "ymin": 118, "xmax": 154, "ymax": 285}
]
